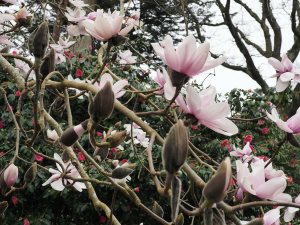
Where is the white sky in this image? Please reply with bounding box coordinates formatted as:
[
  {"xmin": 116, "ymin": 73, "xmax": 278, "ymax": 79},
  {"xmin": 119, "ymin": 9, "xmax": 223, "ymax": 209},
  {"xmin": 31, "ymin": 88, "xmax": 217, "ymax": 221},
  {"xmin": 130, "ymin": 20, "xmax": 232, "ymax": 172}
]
[{"xmin": 193, "ymin": 0, "xmax": 299, "ymax": 94}]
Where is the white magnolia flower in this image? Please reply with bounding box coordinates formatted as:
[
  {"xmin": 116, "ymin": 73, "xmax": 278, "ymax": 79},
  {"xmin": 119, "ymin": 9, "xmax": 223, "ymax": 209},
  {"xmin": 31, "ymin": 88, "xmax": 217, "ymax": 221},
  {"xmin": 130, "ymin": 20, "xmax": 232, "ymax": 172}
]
[
  {"xmin": 46, "ymin": 129, "xmax": 59, "ymax": 141},
  {"xmin": 42, "ymin": 153, "xmax": 86, "ymax": 192}
]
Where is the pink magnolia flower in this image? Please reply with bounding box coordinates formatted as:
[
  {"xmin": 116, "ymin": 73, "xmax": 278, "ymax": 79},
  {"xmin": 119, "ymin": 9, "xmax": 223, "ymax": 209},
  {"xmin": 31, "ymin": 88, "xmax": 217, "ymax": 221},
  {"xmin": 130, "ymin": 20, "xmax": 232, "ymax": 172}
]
[
  {"xmin": 266, "ymin": 107, "xmax": 300, "ymax": 134},
  {"xmin": 153, "ymin": 68, "xmax": 176, "ymax": 100},
  {"xmin": 268, "ymin": 54, "xmax": 300, "ymax": 92},
  {"xmin": 94, "ymin": 73, "xmax": 128, "ymax": 98},
  {"xmin": 0, "ymin": 13, "xmax": 15, "ymax": 24},
  {"xmin": 176, "ymin": 85, "xmax": 238, "ymax": 136},
  {"xmin": 151, "ymin": 35, "xmax": 226, "ymax": 77},
  {"xmin": 50, "ymin": 37, "xmax": 76, "ymax": 63},
  {"xmin": 65, "ymin": 7, "xmax": 87, "ymax": 37},
  {"xmin": 4, "ymin": 163, "xmax": 18, "ymax": 187},
  {"xmin": 126, "ymin": 11, "xmax": 142, "ymax": 29},
  {"xmin": 230, "ymin": 142, "xmax": 252, "ymax": 160},
  {"xmin": 42, "ymin": 153, "xmax": 86, "ymax": 192},
  {"xmin": 14, "ymin": 58, "xmax": 35, "ymax": 80},
  {"xmin": 83, "ymin": 10, "xmax": 133, "ymax": 41},
  {"xmin": 118, "ymin": 50, "xmax": 137, "ymax": 64},
  {"xmin": 264, "ymin": 208, "xmax": 280, "ymax": 225},
  {"xmin": 236, "ymin": 159, "xmax": 291, "ymax": 202}
]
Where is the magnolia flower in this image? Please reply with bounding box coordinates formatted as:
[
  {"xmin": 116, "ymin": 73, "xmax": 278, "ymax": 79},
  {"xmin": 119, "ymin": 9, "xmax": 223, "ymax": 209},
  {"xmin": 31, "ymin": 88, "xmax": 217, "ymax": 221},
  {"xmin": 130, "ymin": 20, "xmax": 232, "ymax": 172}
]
[
  {"xmin": 0, "ymin": 13, "xmax": 15, "ymax": 24},
  {"xmin": 42, "ymin": 153, "xmax": 86, "ymax": 192},
  {"xmin": 47, "ymin": 129, "xmax": 59, "ymax": 141},
  {"xmin": 264, "ymin": 161, "xmax": 285, "ymax": 180},
  {"xmin": 283, "ymin": 195, "xmax": 300, "ymax": 222},
  {"xmin": 3, "ymin": 164, "xmax": 18, "ymax": 187},
  {"xmin": 151, "ymin": 35, "xmax": 226, "ymax": 77},
  {"xmin": 266, "ymin": 107, "xmax": 300, "ymax": 134},
  {"xmin": 153, "ymin": 68, "xmax": 176, "ymax": 100},
  {"xmin": 236, "ymin": 159, "xmax": 291, "ymax": 202},
  {"xmin": 126, "ymin": 11, "xmax": 142, "ymax": 29},
  {"xmin": 50, "ymin": 37, "xmax": 76, "ymax": 64},
  {"xmin": 176, "ymin": 86, "xmax": 238, "ymax": 136},
  {"xmin": 268, "ymin": 54, "xmax": 300, "ymax": 92},
  {"xmin": 83, "ymin": 10, "xmax": 133, "ymax": 41},
  {"xmin": 118, "ymin": 50, "xmax": 137, "ymax": 64},
  {"xmin": 65, "ymin": 7, "xmax": 87, "ymax": 36},
  {"xmin": 133, "ymin": 132, "xmax": 149, "ymax": 148},
  {"xmin": 69, "ymin": 0, "xmax": 88, "ymax": 8},
  {"xmin": 14, "ymin": 59, "xmax": 35, "ymax": 80},
  {"xmin": 93, "ymin": 73, "xmax": 128, "ymax": 99},
  {"xmin": 264, "ymin": 208, "xmax": 280, "ymax": 225},
  {"xmin": 124, "ymin": 123, "xmax": 150, "ymax": 147},
  {"xmin": 230, "ymin": 142, "xmax": 252, "ymax": 159}
]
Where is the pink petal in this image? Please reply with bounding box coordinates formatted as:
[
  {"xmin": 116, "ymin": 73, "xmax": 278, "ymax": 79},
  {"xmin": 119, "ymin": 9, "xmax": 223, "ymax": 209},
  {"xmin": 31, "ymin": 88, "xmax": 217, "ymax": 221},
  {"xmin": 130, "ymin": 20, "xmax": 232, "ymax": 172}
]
[
  {"xmin": 163, "ymin": 80, "xmax": 176, "ymax": 100},
  {"xmin": 286, "ymin": 112, "xmax": 300, "ymax": 133},
  {"xmin": 164, "ymin": 42, "xmax": 180, "ymax": 72},
  {"xmin": 276, "ymin": 78, "xmax": 289, "ymax": 92},
  {"xmin": 280, "ymin": 72, "xmax": 295, "ymax": 82},
  {"xmin": 201, "ymin": 118, "xmax": 238, "ymax": 136},
  {"xmin": 100, "ymin": 73, "xmax": 113, "ymax": 89},
  {"xmin": 271, "ymin": 193, "xmax": 292, "ymax": 203},
  {"xmin": 200, "ymin": 56, "xmax": 227, "ymax": 73},
  {"xmin": 268, "ymin": 57, "xmax": 284, "ymax": 72},
  {"xmin": 119, "ymin": 24, "xmax": 133, "ymax": 36},
  {"xmin": 113, "ymin": 80, "xmax": 128, "ymax": 98},
  {"xmin": 281, "ymin": 54, "xmax": 293, "ymax": 72},
  {"xmin": 177, "ymin": 35, "xmax": 198, "ymax": 73},
  {"xmin": 255, "ymin": 177, "xmax": 287, "ymax": 199},
  {"xmin": 50, "ymin": 178, "xmax": 65, "ymax": 191},
  {"xmin": 175, "ymin": 94, "xmax": 189, "ymax": 113},
  {"xmin": 151, "ymin": 43, "xmax": 166, "ymax": 61},
  {"xmin": 264, "ymin": 208, "xmax": 280, "ymax": 225},
  {"xmin": 284, "ymin": 207, "xmax": 298, "ymax": 222}
]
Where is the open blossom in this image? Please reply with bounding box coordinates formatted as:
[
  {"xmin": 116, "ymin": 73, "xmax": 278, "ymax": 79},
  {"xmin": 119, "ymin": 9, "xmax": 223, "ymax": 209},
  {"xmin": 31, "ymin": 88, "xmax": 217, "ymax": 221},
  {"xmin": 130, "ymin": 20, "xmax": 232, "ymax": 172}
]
[
  {"xmin": 236, "ymin": 159, "xmax": 291, "ymax": 202},
  {"xmin": 65, "ymin": 7, "xmax": 87, "ymax": 36},
  {"xmin": 151, "ymin": 35, "xmax": 226, "ymax": 78},
  {"xmin": 14, "ymin": 59, "xmax": 35, "ymax": 80},
  {"xmin": 230, "ymin": 142, "xmax": 252, "ymax": 162},
  {"xmin": 93, "ymin": 73, "xmax": 128, "ymax": 98},
  {"xmin": 47, "ymin": 129, "xmax": 59, "ymax": 141},
  {"xmin": 126, "ymin": 11, "xmax": 142, "ymax": 29},
  {"xmin": 42, "ymin": 153, "xmax": 86, "ymax": 192},
  {"xmin": 83, "ymin": 10, "xmax": 133, "ymax": 41},
  {"xmin": 264, "ymin": 208, "xmax": 280, "ymax": 225},
  {"xmin": 50, "ymin": 37, "xmax": 76, "ymax": 64},
  {"xmin": 266, "ymin": 107, "xmax": 300, "ymax": 134},
  {"xmin": 268, "ymin": 54, "xmax": 300, "ymax": 92},
  {"xmin": 153, "ymin": 68, "xmax": 176, "ymax": 100},
  {"xmin": 176, "ymin": 85, "xmax": 238, "ymax": 136},
  {"xmin": 118, "ymin": 50, "xmax": 137, "ymax": 64}
]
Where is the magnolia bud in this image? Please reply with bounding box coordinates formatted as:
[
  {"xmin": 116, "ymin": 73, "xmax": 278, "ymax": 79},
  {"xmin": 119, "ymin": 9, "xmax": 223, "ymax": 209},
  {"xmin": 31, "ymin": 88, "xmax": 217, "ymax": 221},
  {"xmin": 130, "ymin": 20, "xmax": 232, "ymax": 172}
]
[
  {"xmin": 167, "ymin": 67, "xmax": 189, "ymax": 88},
  {"xmin": 162, "ymin": 120, "xmax": 188, "ymax": 174},
  {"xmin": 3, "ymin": 163, "xmax": 18, "ymax": 187},
  {"xmin": 0, "ymin": 201, "xmax": 8, "ymax": 215},
  {"xmin": 203, "ymin": 157, "xmax": 232, "ymax": 203},
  {"xmin": 152, "ymin": 201, "xmax": 164, "ymax": 218},
  {"xmin": 62, "ymin": 149, "xmax": 70, "ymax": 163},
  {"xmin": 28, "ymin": 21, "xmax": 49, "ymax": 58},
  {"xmin": 24, "ymin": 162, "xmax": 37, "ymax": 183},
  {"xmin": 175, "ymin": 213, "xmax": 184, "ymax": 225},
  {"xmin": 287, "ymin": 133, "xmax": 300, "ymax": 148},
  {"xmin": 93, "ymin": 146, "xmax": 109, "ymax": 161},
  {"xmin": 171, "ymin": 176, "xmax": 181, "ymax": 221},
  {"xmin": 60, "ymin": 120, "xmax": 88, "ymax": 146},
  {"xmin": 40, "ymin": 48, "xmax": 55, "ymax": 79},
  {"xmin": 106, "ymin": 131, "xmax": 127, "ymax": 148},
  {"xmin": 92, "ymin": 82, "xmax": 115, "ymax": 122},
  {"xmin": 112, "ymin": 167, "xmax": 133, "ymax": 179}
]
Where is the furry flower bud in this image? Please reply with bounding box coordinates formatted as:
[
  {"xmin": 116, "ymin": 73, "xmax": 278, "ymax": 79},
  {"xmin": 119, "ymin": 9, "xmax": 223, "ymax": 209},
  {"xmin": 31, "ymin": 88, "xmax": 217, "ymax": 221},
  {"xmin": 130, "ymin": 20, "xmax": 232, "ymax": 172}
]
[
  {"xmin": 106, "ymin": 130, "xmax": 127, "ymax": 148},
  {"xmin": 40, "ymin": 48, "xmax": 55, "ymax": 79},
  {"xmin": 162, "ymin": 120, "xmax": 188, "ymax": 174},
  {"xmin": 28, "ymin": 21, "xmax": 49, "ymax": 59},
  {"xmin": 112, "ymin": 167, "xmax": 133, "ymax": 179},
  {"xmin": 3, "ymin": 164, "xmax": 18, "ymax": 187},
  {"xmin": 203, "ymin": 157, "xmax": 231, "ymax": 203},
  {"xmin": 60, "ymin": 120, "xmax": 88, "ymax": 147},
  {"xmin": 152, "ymin": 201, "xmax": 164, "ymax": 218},
  {"xmin": 91, "ymin": 82, "xmax": 115, "ymax": 122}
]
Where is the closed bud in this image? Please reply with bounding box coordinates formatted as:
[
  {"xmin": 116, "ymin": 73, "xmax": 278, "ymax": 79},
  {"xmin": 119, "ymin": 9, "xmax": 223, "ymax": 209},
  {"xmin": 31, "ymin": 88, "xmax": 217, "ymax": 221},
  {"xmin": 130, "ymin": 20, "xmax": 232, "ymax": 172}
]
[
  {"xmin": 106, "ymin": 130, "xmax": 127, "ymax": 148},
  {"xmin": 162, "ymin": 120, "xmax": 188, "ymax": 174},
  {"xmin": 112, "ymin": 167, "xmax": 133, "ymax": 179},
  {"xmin": 152, "ymin": 201, "xmax": 164, "ymax": 218},
  {"xmin": 24, "ymin": 162, "xmax": 37, "ymax": 183},
  {"xmin": 167, "ymin": 67, "xmax": 189, "ymax": 88},
  {"xmin": 93, "ymin": 146, "xmax": 109, "ymax": 161},
  {"xmin": 3, "ymin": 163, "xmax": 18, "ymax": 187},
  {"xmin": 0, "ymin": 201, "xmax": 8, "ymax": 215},
  {"xmin": 40, "ymin": 48, "xmax": 55, "ymax": 79},
  {"xmin": 203, "ymin": 157, "xmax": 231, "ymax": 203},
  {"xmin": 175, "ymin": 213, "xmax": 184, "ymax": 225},
  {"xmin": 92, "ymin": 82, "xmax": 115, "ymax": 122},
  {"xmin": 60, "ymin": 120, "xmax": 88, "ymax": 146},
  {"xmin": 28, "ymin": 21, "xmax": 49, "ymax": 58}
]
